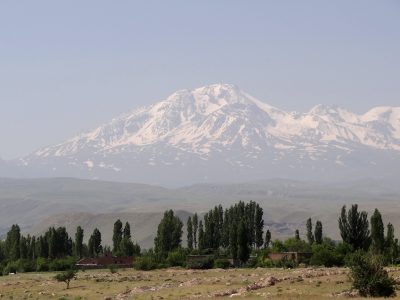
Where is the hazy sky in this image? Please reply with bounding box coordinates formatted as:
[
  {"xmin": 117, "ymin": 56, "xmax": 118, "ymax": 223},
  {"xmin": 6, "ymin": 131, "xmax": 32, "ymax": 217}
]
[{"xmin": 0, "ymin": 1, "xmax": 399, "ymax": 159}]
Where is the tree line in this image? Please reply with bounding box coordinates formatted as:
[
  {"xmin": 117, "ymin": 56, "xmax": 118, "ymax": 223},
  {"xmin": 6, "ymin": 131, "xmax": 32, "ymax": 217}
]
[{"xmin": 1, "ymin": 201, "xmax": 399, "ymax": 274}]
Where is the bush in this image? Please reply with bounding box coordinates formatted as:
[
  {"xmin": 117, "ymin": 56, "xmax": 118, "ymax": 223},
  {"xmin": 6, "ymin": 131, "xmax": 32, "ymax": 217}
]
[
  {"xmin": 214, "ymin": 258, "xmax": 231, "ymax": 269},
  {"xmin": 349, "ymin": 252, "xmax": 395, "ymax": 297},
  {"xmin": 186, "ymin": 257, "xmax": 214, "ymax": 269},
  {"xmin": 166, "ymin": 248, "xmax": 188, "ymax": 267},
  {"xmin": 54, "ymin": 269, "xmax": 77, "ymax": 289},
  {"xmin": 310, "ymin": 244, "xmax": 342, "ymax": 267},
  {"xmin": 36, "ymin": 257, "xmax": 49, "ymax": 272},
  {"xmin": 3, "ymin": 261, "xmax": 18, "ymax": 275},
  {"xmin": 49, "ymin": 257, "xmax": 76, "ymax": 271},
  {"xmin": 134, "ymin": 256, "xmax": 158, "ymax": 271},
  {"xmin": 109, "ymin": 265, "xmax": 118, "ymax": 273}
]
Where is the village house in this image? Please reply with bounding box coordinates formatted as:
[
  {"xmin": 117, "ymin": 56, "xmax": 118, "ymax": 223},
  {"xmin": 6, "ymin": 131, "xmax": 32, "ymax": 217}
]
[
  {"xmin": 76, "ymin": 252, "xmax": 134, "ymax": 269},
  {"xmin": 268, "ymin": 252, "xmax": 312, "ymax": 264}
]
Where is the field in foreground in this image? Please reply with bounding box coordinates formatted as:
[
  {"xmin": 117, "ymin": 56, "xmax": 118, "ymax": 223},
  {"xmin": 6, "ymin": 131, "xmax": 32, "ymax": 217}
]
[{"xmin": 1, "ymin": 267, "xmax": 400, "ymax": 300}]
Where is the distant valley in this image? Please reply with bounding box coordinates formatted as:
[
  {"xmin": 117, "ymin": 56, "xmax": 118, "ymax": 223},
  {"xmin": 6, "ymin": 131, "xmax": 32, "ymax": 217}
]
[{"xmin": 1, "ymin": 177, "xmax": 400, "ymax": 248}]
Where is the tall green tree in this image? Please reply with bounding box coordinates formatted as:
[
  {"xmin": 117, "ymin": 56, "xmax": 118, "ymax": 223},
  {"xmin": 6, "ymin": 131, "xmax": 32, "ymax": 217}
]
[
  {"xmin": 237, "ymin": 220, "xmax": 250, "ymax": 264},
  {"xmin": 5, "ymin": 224, "xmax": 21, "ymax": 260},
  {"xmin": 120, "ymin": 222, "xmax": 137, "ymax": 256},
  {"xmin": 264, "ymin": 230, "xmax": 271, "ymax": 249},
  {"xmin": 338, "ymin": 204, "xmax": 370, "ymax": 250},
  {"xmin": 154, "ymin": 210, "xmax": 183, "ymax": 257},
  {"xmin": 314, "ymin": 221, "xmax": 323, "ymax": 244},
  {"xmin": 89, "ymin": 228, "xmax": 102, "ymax": 257},
  {"xmin": 370, "ymin": 209, "xmax": 385, "ymax": 254},
  {"xmin": 254, "ymin": 204, "xmax": 264, "ymax": 249},
  {"xmin": 295, "ymin": 229, "xmax": 300, "ymax": 240},
  {"xmin": 198, "ymin": 220, "xmax": 205, "ymax": 251},
  {"xmin": 192, "ymin": 213, "xmax": 198, "ymax": 249},
  {"xmin": 112, "ymin": 219, "xmax": 123, "ymax": 254},
  {"xmin": 306, "ymin": 218, "xmax": 314, "ymax": 245},
  {"xmin": 229, "ymin": 223, "xmax": 238, "ymax": 260},
  {"xmin": 187, "ymin": 216, "xmax": 193, "ymax": 250},
  {"xmin": 385, "ymin": 223, "xmax": 397, "ymax": 264},
  {"xmin": 75, "ymin": 226, "xmax": 84, "ymax": 258}
]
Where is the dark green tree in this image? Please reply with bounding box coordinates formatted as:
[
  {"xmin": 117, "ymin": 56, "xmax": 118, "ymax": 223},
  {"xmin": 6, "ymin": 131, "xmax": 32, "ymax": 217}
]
[
  {"xmin": 370, "ymin": 209, "xmax": 385, "ymax": 254},
  {"xmin": 237, "ymin": 220, "xmax": 250, "ymax": 264},
  {"xmin": 314, "ymin": 221, "xmax": 323, "ymax": 244},
  {"xmin": 198, "ymin": 220, "xmax": 205, "ymax": 251},
  {"xmin": 187, "ymin": 216, "xmax": 193, "ymax": 250},
  {"xmin": 192, "ymin": 213, "xmax": 198, "ymax": 249},
  {"xmin": 19, "ymin": 235, "xmax": 28, "ymax": 259},
  {"xmin": 295, "ymin": 229, "xmax": 300, "ymax": 240},
  {"xmin": 264, "ymin": 230, "xmax": 271, "ymax": 249},
  {"xmin": 5, "ymin": 224, "xmax": 21, "ymax": 260},
  {"xmin": 89, "ymin": 228, "xmax": 102, "ymax": 257},
  {"xmin": 75, "ymin": 226, "xmax": 84, "ymax": 258},
  {"xmin": 306, "ymin": 218, "xmax": 314, "ymax": 245},
  {"xmin": 385, "ymin": 223, "xmax": 397, "ymax": 264},
  {"xmin": 338, "ymin": 204, "xmax": 370, "ymax": 250},
  {"xmin": 112, "ymin": 219, "xmax": 123, "ymax": 254},
  {"xmin": 254, "ymin": 204, "xmax": 264, "ymax": 249},
  {"xmin": 120, "ymin": 222, "xmax": 137, "ymax": 256},
  {"xmin": 154, "ymin": 210, "xmax": 183, "ymax": 257},
  {"xmin": 54, "ymin": 270, "xmax": 77, "ymax": 289},
  {"xmin": 229, "ymin": 223, "xmax": 238, "ymax": 260}
]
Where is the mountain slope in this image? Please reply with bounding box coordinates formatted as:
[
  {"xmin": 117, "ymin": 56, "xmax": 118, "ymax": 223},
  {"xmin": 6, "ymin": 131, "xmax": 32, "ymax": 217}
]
[{"xmin": 6, "ymin": 84, "xmax": 400, "ymax": 185}]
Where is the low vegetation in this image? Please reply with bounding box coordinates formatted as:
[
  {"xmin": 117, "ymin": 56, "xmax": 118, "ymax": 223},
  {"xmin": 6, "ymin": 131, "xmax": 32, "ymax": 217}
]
[{"xmin": 1, "ymin": 201, "xmax": 400, "ymax": 297}]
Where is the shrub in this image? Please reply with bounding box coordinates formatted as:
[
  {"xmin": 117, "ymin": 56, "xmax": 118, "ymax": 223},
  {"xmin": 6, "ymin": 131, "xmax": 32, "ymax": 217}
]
[
  {"xmin": 3, "ymin": 261, "xmax": 18, "ymax": 275},
  {"xmin": 349, "ymin": 252, "xmax": 395, "ymax": 297},
  {"xmin": 186, "ymin": 257, "xmax": 214, "ymax": 269},
  {"xmin": 36, "ymin": 257, "xmax": 49, "ymax": 272},
  {"xmin": 109, "ymin": 265, "xmax": 118, "ymax": 273},
  {"xmin": 310, "ymin": 244, "xmax": 342, "ymax": 267},
  {"xmin": 166, "ymin": 248, "xmax": 188, "ymax": 267},
  {"xmin": 49, "ymin": 257, "xmax": 76, "ymax": 271},
  {"xmin": 214, "ymin": 258, "xmax": 231, "ymax": 269},
  {"xmin": 54, "ymin": 269, "xmax": 77, "ymax": 289},
  {"xmin": 133, "ymin": 256, "xmax": 158, "ymax": 271}
]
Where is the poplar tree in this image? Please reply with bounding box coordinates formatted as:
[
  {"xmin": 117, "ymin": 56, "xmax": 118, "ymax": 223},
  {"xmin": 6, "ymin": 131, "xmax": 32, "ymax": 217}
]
[
  {"xmin": 264, "ymin": 230, "xmax": 271, "ymax": 249},
  {"xmin": 198, "ymin": 220, "xmax": 205, "ymax": 251},
  {"xmin": 5, "ymin": 224, "xmax": 21, "ymax": 260},
  {"xmin": 237, "ymin": 220, "xmax": 250, "ymax": 264},
  {"xmin": 89, "ymin": 228, "xmax": 102, "ymax": 257},
  {"xmin": 254, "ymin": 204, "xmax": 264, "ymax": 249},
  {"xmin": 187, "ymin": 216, "xmax": 193, "ymax": 250},
  {"xmin": 75, "ymin": 226, "xmax": 84, "ymax": 258},
  {"xmin": 371, "ymin": 209, "xmax": 385, "ymax": 254},
  {"xmin": 120, "ymin": 222, "xmax": 136, "ymax": 256},
  {"xmin": 338, "ymin": 204, "xmax": 370, "ymax": 250},
  {"xmin": 306, "ymin": 218, "xmax": 314, "ymax": 245},
  {"xmin": 192, "ymin": 213, "xmax": 198, "ymax": 249},
  {"xmin": 314, "ymin": 221, "xmax": 323, "ymax": 244},
  {"xmin": 154, "ymin": 210, "xmax": 183, "ymax": 257},
  {"xmin": 295, "ymin": 229, "xmax": 300, "ymax": 240},
  {"xmin": 113, "ymin": 219, "xmax": 123, "ymax": 254}
]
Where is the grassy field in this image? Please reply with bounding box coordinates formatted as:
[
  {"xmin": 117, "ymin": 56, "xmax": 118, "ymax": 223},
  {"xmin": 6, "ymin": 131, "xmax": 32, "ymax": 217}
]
[{"xmin": 1, "ymin": 267, "xmax": 400, "ymax": 300}]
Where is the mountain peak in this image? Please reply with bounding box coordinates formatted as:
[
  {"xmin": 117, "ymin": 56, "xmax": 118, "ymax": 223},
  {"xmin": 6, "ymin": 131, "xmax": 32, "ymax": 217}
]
[{"xmin": 13, "ymin": 85, "xmax": 400, "ymax": 185}]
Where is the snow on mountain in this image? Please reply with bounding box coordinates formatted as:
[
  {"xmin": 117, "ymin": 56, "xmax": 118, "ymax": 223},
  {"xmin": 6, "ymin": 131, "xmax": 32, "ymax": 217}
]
[{"xmin": 9, "ymin": 84, "xmax": 400, "ymax": 184}]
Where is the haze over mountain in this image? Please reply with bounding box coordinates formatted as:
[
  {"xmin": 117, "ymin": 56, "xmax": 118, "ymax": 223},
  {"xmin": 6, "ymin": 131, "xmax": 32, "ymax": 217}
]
[
  {"xmin": 1, "ymin": 177, "xmax": 400, "ymax": 248},
  {"xmin": 2, "ymin": 84, "xmax": 399, "ymax": 185}
]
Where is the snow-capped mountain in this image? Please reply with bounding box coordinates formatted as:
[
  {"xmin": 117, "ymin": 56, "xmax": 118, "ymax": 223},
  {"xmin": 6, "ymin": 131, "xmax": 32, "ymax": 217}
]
[{"xmin": 7, "ymin": 84, "xmax": 400, "ymax": 185}]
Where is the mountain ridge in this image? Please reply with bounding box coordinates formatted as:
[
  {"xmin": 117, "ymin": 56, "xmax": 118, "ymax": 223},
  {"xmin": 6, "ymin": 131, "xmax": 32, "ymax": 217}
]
[{"xmin": 2, "ymin": 84, "xmax": 399, "ymax": 185}]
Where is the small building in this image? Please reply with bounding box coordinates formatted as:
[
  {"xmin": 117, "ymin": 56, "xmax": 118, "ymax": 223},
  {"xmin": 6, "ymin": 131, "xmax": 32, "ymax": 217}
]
[
  {"xmin": 268, "ymin": 252, "xmax": 312, "ymax": 264},
  {"xmin": 76, "ymin": 252, "xmax": 134, "ymax": 269}
]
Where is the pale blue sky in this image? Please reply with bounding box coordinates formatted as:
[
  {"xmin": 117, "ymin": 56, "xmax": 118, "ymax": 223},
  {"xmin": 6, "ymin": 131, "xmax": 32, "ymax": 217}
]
[{"xmin": 0, "ymin": 1, "xmax": 399, "ymax": 159}]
